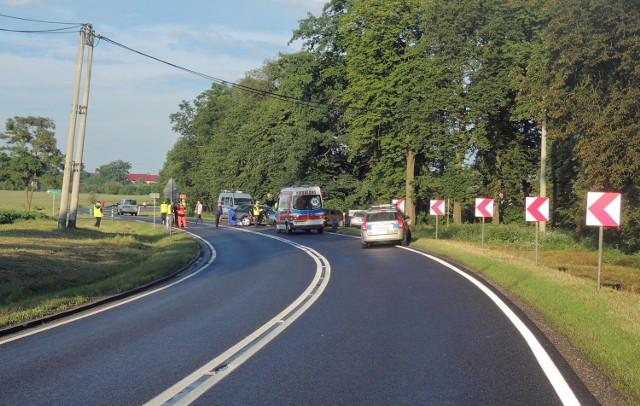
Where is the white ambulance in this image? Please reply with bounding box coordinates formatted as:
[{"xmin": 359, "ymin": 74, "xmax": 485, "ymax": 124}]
[{"xmin": 274, "ymin": 185, "xmax": 325, "ymax": 234}]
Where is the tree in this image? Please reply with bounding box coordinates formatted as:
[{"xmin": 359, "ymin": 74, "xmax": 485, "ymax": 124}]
[{"xmin": 0, "ymin": 116, "xmax": 63, "ymax": 210}]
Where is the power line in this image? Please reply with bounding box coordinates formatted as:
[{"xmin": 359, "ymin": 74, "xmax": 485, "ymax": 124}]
[
  {"xmin": 0, "ymin": 13, "xmax": 84, "ymax": 25},
  {"xmin": 2, "ymin": 12, "xmax": 323, "ymax": 108},
  {"xmin": 96, "ymin": 34, "xmax": 324, "ymax": 107}
]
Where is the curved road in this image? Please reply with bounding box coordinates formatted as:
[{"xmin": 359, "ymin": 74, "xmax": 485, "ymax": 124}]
[{"xmin": 0, "ymin": 222, "xmax": 597, "ymax": 405}]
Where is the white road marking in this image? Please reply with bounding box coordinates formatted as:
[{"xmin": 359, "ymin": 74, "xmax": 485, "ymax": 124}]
[
  {"xmin": 145, "ymin": 228, "xmax": 331, "ymax": 406},
  {"xmin": 399, "ymin": 246, "xmax": 580, "ymax": 406},
  {"xmin": 0, "ymin": 230, "xmax": 216, "ymax": 346}
]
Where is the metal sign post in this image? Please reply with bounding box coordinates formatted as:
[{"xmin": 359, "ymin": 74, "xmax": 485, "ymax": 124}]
[{"xmin": 586, "ymin": 192, "xmax": 622, "ymax": 289}]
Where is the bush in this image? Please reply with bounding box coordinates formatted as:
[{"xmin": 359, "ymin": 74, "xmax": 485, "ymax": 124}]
[{"xmin": 0, "ymin": 209, "xmax": 48, "ymax": 224}]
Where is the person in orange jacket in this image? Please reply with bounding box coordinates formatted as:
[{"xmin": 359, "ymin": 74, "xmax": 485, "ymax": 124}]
[{"xmin": 177, "ymin": 202, "xmax": 187, "ymax": 228}]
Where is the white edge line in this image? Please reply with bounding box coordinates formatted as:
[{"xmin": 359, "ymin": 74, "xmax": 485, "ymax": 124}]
[
  {"xmin": 0, "ymin": 230, "xmax": 216, "ymax": 346},
  {"xmin": 145, "ymin": 228, "xmax": 331, "ymax": 406},
  {"xmin": 399, "ymin": 246, "xmax": 580, "ymax": 406}
]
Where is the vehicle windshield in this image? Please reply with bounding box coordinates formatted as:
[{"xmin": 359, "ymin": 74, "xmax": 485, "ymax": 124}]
[
  {"xmin": 294, "ymin": 194, "xmax": 322, "ymax": 210},
  {"xmin": 235, "ymin": 197, "xmax": 252, "ymax": 205}
]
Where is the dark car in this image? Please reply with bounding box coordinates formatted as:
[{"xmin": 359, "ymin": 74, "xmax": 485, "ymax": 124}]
[
  {"xmin": 233, "ymin": 204, "xmax": 275, "ymax": 226},
  {"xmin": 323, "ymin": 209, "xmax": 345, "ymax": 227}
]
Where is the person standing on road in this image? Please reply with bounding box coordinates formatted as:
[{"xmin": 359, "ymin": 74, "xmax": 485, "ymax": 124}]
[
  {"xmin": 215, "ymin": 201, "xmax": 223, "ymax": 228},
  {"xmin": 195, "ymin": 200, "xmax": 204, "ymax": 224},
  {"xmin": 93, "ymin": 201, "xmax": 103, "ymax": 228},
  {"xmin": 252, "ymin": 201, "xmax": 263, "ymax": 227},
  {"xmin": 177, "ymin": 202, "xmax": 187, "ymax": 228},
  {"xmin": 160, "ymin": 200, "xmax": 169, "ymax": 225}
]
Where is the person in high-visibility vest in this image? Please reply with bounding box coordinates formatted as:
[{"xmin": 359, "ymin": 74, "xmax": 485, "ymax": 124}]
[
  {"xmin": 177, "ymin": 202, "xmax": 187, "ymax": 228},
  {"xmin": 160, "ymin": 200, "xmax": 169, "ymax": 225},
  {"xmin": 93, "ymin": 201, "xmax": 103, "ymax": 228}
]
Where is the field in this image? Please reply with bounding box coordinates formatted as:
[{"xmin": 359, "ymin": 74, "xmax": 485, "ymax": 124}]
[{"xmin": 2, "ymin": 190, "xmax": 159, "ymax": 214}]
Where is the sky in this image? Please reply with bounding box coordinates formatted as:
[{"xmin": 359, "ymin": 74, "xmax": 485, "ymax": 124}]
[{"xmin": 0, "ymin": 0, "xmax": 326, "ymax": 174}]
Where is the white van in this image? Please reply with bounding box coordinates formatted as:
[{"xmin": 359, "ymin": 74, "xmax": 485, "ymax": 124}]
[
  {"xmin": 274, "ymin": 185, "xmax": 325, "ymax": 234},
  {"xmin": 217, "ymin": 190, "xmax": 253, "ymax": 214}
]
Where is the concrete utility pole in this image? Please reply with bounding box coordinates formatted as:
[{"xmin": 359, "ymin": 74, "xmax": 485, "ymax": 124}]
[
  {"xmin": 68, "ymin": 26, "xmax": 95, "ymax": 228},
  {"xmin": 58, "ymin": 24, "xmax": 95, "ymax": 228}
]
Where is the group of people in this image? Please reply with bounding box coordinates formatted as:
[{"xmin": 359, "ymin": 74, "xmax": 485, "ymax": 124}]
[
  {"xmin": 159, "ymin": 199, "xmax": 224, "ymax": 228},
  {"xmin": 93, "ymin": 198, "xmax": 230, "ymax": 229}
]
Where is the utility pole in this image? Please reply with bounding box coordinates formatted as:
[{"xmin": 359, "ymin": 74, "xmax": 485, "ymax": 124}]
[
  {"xmin": 68, "ymin": 26, "xmax": 95, "ymax": 228},
  {"xmin": 540, "ymin": 114, "xmax": 547, "ymax": 233},
  {"xmin": 58, "ymin": 24, "xmax": 94, "ymax": 228}
]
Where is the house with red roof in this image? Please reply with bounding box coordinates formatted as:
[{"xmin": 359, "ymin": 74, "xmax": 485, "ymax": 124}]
[{"xmin": 127, "ymin": 173, "xmax": 159, "ymax": 184}]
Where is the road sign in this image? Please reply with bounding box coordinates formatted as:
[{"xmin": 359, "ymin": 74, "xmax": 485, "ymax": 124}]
[
  {"xmin": 430, "ymin": 200, "xmax": 445, "ymax": 216},
  {"xmin": 586, "ymin": 192, "xmax": 621, "ymax": 227},
  {"xmin": 394, "ymin": 199, "xmax": 405, "ymax": 213},
  {"xmin": 163, "ymin": 178, "xmax": 180, "ymax": 199},
  {"xmin": 47, "ymin": 189, "xmax": 61, "ymax": 194},
  {"xmin": 526, "ymin": 197, "xmax": 549, "ymax": 222},
  {"xmin": 475, "ymin": 198, "xmax": 493, "ymax": 218},
  {"xmin": 149, "ymin": 192, "xmax": 160, "ymax": 199}
]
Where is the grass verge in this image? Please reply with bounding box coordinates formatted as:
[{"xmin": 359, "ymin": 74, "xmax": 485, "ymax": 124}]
[{"xmin": 0, "ymin": 216, "xmax": 198, "ymax": 328}]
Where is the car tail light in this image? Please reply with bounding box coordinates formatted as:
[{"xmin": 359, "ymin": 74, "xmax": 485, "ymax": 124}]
[
  {"xmin": 361, "ymin": 218, "xmax": 367, "ymax": 231},
  {"xmin": 397, "ymin": 214, "xmax": 405, "ymax": 229}
]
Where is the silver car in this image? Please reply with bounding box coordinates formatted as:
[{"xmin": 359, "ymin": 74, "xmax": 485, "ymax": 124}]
[{"xmin": 360, "ymin": 205, "xmax": 410, "ymax": 248}]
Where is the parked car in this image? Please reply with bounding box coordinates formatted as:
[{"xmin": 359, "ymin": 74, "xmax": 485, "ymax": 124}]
[
  {"xmin": 233, "ymin": 204, "xmax": 275, "ymax": 226},
  {"xmin": 116, "ymin": 199, "xmax": 139, "ymax": 216},
  {"xmin": 323, "ymin": 208, "xmax": 345, "ymax": 227},
  {"xmin": 360, "ymin": 204, "xmax": 411, "ymax": 248},
  {"xmin": 350, "ymin": 210, "xmax": 366, "ymax": 227}
]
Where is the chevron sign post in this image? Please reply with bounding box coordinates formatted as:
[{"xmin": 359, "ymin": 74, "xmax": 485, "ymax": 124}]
[
  {"xmin": 586, "ymin": 192, "xmax": 622, "ymax": 289},
  {"xmin": 475, "ymin": 198, "xmax": 493, "ymax": 248},
  {"xmin": 526, "ymin": 197, "xmax": 550, "ymax": 265},
  {"xmin": 430, "ymin": 200, "xmax": 446, "ymax": 239}
]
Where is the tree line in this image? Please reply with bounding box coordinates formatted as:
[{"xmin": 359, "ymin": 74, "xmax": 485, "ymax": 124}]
[
  {"xmin": 161, "ymin": 0, "xmax": 639, "ymax": 252},
  {"xmin": 0, "ymin": 116, "xmax": 154, "ymax": 209}
]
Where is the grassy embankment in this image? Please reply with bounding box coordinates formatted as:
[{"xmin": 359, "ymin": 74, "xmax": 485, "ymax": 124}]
[{"xmin": 0, "ymin": 190, "xmax": 198, "ymax": 328}]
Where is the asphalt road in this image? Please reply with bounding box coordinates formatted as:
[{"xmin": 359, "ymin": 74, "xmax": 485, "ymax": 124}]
[{"xmin": 0, "ymin": 221, "xmax": 598, "ymax": 405}]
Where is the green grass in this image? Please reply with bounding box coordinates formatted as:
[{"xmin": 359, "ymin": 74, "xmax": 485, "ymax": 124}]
[
  {"xmin": 0, "ymin": 216, "xmax": 198, "ymax": 328},
  {"xmin": 0, "ymin": 189, "xmax": 158, "ymax": 214}
]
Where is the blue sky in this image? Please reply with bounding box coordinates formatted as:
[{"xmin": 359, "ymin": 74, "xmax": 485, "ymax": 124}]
[{"xmin": 0, "ymin": 0, "xmax": 326, "ymax": 174}]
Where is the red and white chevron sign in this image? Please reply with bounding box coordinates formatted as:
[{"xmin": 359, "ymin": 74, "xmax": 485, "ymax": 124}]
[
  {"xmin": 586, "ymin": 192, "xmax": 621, "ymax": 227},
  {"xmin": 475, "ymin": 198, "xmax": 493, "ymax": 218},
  {"xmin": 526, "ymin": 197, "xmax": 549, "ymax": 222},
  {"xmin": 430, "ymin": 200, "xmax": 445, "ymax": 216}
]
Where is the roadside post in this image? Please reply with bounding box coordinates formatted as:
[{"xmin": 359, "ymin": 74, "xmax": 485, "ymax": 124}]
[
  {"xmin": 586, "ymin": 192, "xmax": 622, "ymax": 289},
  {"xmin": 150, "ymin": 192, "xmax": 160, "ymax": 228},
  {"xmin": 526, "ymin": 197, "xmax": 550, "ymax": 265},
  {"xmin": 46, "ymin": 189, "xmax": 61, "ymax": 216},
  {"xmin": 111, "ymin": 207, "xmax": 115, "ymax": 223},
  {"xmin": 475, "ymin": 198, "xmax": 494, "ymax": 248},
  {"xmin": 430, "ymin": 199, "xmax": 446, "ymax": 239}
]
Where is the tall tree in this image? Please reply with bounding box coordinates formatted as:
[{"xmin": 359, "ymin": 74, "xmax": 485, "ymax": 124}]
[
  {"xmin": 542, "ymin": 0, "xmax": 640, "ymax": 249},
  {"xmin": 0, "ymin": 116, "xmax": 63, "ymax": 210}
]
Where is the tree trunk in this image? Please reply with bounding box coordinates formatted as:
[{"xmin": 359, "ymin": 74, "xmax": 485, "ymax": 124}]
[
  {"xmin": 453, "ymin": 201, "xmax": 462, "ymax": 224},
  {"xmin": 405, "ymin": 148, "xmax": 415, "ymax": 229}
]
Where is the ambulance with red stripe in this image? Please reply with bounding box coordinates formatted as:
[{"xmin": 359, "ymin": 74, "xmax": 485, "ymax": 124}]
[{"xmin": 274, "ymin": 185, "xmax": 325, "ymax": 234}]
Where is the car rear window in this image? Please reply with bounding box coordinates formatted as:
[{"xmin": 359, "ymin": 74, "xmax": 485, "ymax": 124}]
[{"xmin": 367, "ymin": 212, "xmax": 398, "ymax": 222}]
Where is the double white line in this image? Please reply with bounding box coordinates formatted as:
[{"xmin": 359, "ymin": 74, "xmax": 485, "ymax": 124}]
[{"xmin": 145, "ymin": 230, "xmax": 332, "ymax": 405}]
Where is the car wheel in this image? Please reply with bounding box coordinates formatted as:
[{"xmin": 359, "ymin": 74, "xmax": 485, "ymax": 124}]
[
  {"xmin": 241, "ymin": 216, "xmax": 251, "ymax": 226},
  {"xmin": 317, "ymin": 227, "xmax": 323, "ymax": 234},
  {"xmin": 286, "ymin": 222, "xmax": 293, "ymax": 235},
  {"xmin": 362, "ymin": 241, "xmax": 368, "ymax": 249}
]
